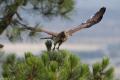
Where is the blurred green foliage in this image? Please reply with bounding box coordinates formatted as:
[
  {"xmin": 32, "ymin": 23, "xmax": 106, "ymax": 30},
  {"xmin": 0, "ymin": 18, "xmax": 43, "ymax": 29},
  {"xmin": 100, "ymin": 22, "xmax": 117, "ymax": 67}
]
[
  {"xmin": 0, "ymin": 0, "xmax": 75, "ymax": 45},
  {"xmin": 2, "ymin": 50, "xmax": 114, "ymax": 80},
  {"xmin": 0, "ymin": 0, "xmax": 75, "ymax": 40}
]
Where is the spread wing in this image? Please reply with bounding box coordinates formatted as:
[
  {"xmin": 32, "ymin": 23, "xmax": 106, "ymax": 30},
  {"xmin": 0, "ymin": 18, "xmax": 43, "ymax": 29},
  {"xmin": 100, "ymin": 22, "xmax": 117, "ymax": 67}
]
[
  {"xmin": 19, "ymin": 22, "xmax": 58, "ymax": 36},
  {"xmin": 67, "ymin": 7, "xmax": 106, "ymax": 35},
  {"xmin": 24, "ymin": 27, "xmax": 58, "ymax": 36}
]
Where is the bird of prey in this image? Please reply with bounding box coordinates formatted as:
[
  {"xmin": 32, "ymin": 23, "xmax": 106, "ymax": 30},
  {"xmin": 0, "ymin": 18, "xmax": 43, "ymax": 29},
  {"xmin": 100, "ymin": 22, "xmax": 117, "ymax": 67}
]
[{"xmin": 22, "ymin": 7, "xmax": 106, "ymax": 50}]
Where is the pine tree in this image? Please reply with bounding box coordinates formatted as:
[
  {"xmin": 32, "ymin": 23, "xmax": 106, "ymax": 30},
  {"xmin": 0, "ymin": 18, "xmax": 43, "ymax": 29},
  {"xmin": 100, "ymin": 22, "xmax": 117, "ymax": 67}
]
[
  {"xmin": 2, "ymin": 50, "xmax": 114, "ymax": 80},
  {"xmin": 0, "ymin": 0, "xmax": 74, "ymax": 36}
]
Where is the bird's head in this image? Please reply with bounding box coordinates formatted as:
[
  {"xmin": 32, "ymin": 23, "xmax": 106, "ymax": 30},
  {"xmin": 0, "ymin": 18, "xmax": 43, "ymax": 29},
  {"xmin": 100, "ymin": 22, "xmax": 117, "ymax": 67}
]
[{"xmin": 61, "ymin": 31, "xmax": 69, "ymax": 38}]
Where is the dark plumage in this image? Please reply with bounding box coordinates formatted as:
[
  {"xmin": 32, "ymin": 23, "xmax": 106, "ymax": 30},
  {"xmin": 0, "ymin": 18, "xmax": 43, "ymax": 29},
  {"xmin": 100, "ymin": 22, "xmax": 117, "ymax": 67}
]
[{"xmin": 0, "ymin": 44, "xmax": 4, "ymax": 48}]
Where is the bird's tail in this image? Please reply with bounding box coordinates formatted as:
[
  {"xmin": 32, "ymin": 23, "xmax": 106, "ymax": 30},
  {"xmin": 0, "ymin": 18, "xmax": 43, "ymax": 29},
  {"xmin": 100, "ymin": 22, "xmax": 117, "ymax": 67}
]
[{"xmin": 40, "ymin": 37, "xmax": 52, "ymax": 39}]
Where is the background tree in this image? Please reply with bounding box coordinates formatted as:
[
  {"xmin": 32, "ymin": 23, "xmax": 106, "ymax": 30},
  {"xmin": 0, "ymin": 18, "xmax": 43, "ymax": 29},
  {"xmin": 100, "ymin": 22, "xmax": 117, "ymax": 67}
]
[
  {"xmin": 2, "ymin": 42, "xmax": 115, "ymax": 80},
  {"xmin": 0, "ymin": 0, "xmax": 74, "ymax": 42},
  {"xmin": 2, "ymin": 50, "xmax": 114, "ymax": 80}
]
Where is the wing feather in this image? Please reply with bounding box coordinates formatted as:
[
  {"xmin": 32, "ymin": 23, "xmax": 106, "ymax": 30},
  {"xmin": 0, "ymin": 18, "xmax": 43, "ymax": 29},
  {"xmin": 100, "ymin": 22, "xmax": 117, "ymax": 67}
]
[
  {"xmin": 25, "ymin": 27, "xmax": 58, "ymax": 36},
  {"xmin": 67, "ymin": 7, "xmax": 106, "ymax": 35},
  {"xmin": 19, "ymin": 22, "xmax": 58, "ymax": 36}
]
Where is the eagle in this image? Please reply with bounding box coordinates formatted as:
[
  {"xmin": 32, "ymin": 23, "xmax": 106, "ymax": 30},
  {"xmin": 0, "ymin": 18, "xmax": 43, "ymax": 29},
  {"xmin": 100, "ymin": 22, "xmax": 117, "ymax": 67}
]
[{"xmin": 22, "ymin": 7, "xmax": 106, "ymax": 50}]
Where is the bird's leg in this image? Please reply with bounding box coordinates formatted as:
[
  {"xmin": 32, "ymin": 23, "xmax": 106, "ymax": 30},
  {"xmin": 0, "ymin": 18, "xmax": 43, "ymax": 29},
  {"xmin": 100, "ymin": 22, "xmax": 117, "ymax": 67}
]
[
  {"xmin": 57, "ymin": 42, "xmax": 62, "ymax": 50},
  {"xmin": 53, "ymin": 42, "xmax": 57, "ymax": 51}
]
